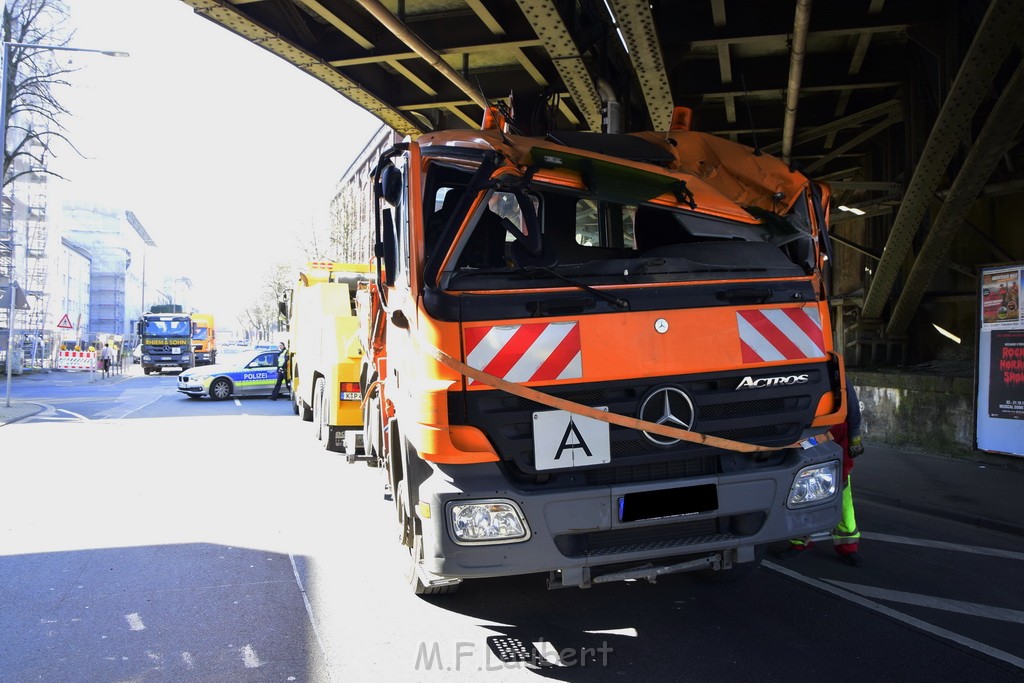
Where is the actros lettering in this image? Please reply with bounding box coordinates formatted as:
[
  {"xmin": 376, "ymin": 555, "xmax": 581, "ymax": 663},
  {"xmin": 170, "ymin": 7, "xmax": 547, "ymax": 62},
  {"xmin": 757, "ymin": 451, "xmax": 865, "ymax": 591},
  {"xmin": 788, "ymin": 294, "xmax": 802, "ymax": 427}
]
[{"xmin": 736, "ymin": 374, "xmax": 809, "ymax": 390}]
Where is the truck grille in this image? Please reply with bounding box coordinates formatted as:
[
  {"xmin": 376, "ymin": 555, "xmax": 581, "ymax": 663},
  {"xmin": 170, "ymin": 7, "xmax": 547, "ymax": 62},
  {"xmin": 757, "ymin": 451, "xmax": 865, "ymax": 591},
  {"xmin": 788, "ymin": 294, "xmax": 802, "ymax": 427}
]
[
  {"xmin": 555, "ymin": 519, "xmax": 726, "ymax": 558},
  {"xmin": 456, "ymin": 362, "xmax": 833, "ymax": 486}
]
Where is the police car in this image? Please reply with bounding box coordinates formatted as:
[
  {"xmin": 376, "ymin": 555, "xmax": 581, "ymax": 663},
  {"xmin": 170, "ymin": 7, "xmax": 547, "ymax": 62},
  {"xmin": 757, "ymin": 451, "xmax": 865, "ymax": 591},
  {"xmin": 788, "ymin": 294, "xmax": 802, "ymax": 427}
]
[{"xmin": 177, "ymin": 349, "xmax": 282, "ymax": 400}]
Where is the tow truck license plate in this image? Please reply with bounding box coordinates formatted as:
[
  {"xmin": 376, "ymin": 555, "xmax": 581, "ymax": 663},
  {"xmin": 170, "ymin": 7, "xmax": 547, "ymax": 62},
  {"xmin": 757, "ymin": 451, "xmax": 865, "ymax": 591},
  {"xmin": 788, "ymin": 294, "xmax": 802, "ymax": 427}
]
[{"xmin": 532, "ymin": 408, "xmax": 610, "ymax": 470}]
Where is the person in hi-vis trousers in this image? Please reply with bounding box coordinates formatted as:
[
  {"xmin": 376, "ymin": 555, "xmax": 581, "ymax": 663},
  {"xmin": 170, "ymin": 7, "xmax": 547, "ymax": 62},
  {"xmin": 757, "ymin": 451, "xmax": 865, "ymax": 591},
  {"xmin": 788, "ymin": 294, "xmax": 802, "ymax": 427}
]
[{"xmin": 777, "ymin": 380, "xmax": 864, "ymax": 566}]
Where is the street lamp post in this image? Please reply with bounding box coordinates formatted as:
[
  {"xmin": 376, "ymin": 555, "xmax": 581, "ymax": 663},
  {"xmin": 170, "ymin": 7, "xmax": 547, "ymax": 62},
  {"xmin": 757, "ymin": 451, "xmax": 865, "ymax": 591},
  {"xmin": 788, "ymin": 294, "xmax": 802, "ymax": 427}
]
[{"xmin": 3, "ymin": 41, "xmax": 128, "ymax": 407}]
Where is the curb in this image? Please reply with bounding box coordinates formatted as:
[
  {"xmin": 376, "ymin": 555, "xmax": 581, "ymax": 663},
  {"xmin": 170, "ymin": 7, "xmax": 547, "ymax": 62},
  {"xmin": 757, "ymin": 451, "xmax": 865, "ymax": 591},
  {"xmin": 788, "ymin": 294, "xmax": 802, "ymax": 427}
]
[
  {"xmin": 0, "ymin": 402, "xmax": 45, "ymax": 427},
  {"xmin": 857, "ymin": 488, "xmax": 1024, "ymax": 539}
]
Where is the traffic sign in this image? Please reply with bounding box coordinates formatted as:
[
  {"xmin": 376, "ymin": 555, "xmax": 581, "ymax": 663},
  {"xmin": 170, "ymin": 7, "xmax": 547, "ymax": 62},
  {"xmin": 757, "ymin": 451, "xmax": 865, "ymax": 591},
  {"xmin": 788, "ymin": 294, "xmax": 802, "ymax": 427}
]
[{"xmin": 57, "ymin": 314, "xmax": 73, "ymax": 329}]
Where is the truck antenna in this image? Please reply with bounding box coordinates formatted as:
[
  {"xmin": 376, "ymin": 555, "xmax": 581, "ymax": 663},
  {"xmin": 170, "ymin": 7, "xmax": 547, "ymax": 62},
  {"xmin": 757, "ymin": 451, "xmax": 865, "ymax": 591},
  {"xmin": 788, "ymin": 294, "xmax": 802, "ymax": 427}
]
[{"xmin": 741, "ymin": 74, "xmax": 762, "ymax": 156}]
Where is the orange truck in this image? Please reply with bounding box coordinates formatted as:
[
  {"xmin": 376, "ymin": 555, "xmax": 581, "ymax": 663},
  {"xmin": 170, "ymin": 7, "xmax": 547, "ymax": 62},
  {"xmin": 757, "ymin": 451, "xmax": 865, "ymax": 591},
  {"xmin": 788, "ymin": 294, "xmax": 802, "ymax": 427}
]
[
  {"xmin": 286, "ymin": 261, "xmax": 371, "ymax": 456},
  {"xmin": 191, "ymin": 313, "xmax": 216, "ymax": 366},
  {"xmin": 357, "ymin": 107, "xmax": 848, "ymax": 593}
]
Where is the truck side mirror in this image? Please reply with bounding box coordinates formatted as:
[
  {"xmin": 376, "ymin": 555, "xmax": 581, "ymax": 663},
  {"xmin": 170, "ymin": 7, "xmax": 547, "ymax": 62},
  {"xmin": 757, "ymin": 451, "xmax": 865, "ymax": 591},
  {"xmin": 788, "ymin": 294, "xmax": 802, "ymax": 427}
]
[
  {"xmin": 380, "ymin": 164, "xmax": 403, "ymax": 207},
  {"xmin": 278, "ymin": 301, "xmax": 288, "ymax": 319},
  {"xmin": 136, "ymin": 321, "xmax": 142, "ymax": 336}
]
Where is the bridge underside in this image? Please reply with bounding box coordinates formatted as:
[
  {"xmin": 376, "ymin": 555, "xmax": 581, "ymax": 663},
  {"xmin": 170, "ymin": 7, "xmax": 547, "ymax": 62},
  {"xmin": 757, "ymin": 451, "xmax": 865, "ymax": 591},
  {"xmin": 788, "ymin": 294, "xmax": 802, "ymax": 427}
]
[{"xmin": 181, "ymin": 0, "xmax": 1024, "ymax": 367}]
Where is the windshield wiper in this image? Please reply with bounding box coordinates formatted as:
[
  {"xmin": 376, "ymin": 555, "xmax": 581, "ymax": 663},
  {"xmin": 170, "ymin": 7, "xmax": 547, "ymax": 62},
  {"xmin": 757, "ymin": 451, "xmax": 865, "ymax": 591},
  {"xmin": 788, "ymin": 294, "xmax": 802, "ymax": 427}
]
[{"xmin": 520, "ymin": 266, "xmax": 629, "ymax": 311}]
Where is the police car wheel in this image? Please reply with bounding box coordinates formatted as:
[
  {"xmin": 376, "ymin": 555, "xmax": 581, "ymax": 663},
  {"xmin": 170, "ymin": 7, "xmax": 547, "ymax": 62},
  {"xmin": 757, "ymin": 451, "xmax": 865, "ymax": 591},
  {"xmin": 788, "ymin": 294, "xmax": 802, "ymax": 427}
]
[{"xmin": 210, "ymin": 378, "xmax": 232, "ymax": 400}]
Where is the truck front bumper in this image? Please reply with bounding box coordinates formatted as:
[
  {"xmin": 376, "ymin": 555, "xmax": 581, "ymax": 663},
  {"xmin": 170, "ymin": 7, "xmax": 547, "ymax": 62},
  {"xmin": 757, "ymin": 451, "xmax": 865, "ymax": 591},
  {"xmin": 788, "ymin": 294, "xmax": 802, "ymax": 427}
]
[{"xmin": 416, "ymin": 441, "xmax": 842, "ymax": 586}]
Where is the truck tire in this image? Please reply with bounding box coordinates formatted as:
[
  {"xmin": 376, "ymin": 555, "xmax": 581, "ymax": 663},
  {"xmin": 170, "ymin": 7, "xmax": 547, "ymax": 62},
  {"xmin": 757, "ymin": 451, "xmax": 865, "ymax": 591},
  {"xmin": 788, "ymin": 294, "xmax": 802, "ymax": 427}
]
[
  {"xmin": 407, "ymin": 533, "xmax": 458, "ymax": 596},
  {"xmin": 398, "ymin": 484, "xmax": 458, "ymax": 596},
  {"xmin": 313, "ymin": 377, "xmax": 327, "ymax": 443},
  {"xmin": 298, "ymin": 397, "xmax": 313, "ymax": 422}
]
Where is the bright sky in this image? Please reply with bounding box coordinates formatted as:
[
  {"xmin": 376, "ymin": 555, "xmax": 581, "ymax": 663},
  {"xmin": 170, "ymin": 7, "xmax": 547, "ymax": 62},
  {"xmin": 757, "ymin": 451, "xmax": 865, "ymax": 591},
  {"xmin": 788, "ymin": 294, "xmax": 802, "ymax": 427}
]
[{"xmin": 50, "ymin": 0, "xmax": 381, "ymax": 326}]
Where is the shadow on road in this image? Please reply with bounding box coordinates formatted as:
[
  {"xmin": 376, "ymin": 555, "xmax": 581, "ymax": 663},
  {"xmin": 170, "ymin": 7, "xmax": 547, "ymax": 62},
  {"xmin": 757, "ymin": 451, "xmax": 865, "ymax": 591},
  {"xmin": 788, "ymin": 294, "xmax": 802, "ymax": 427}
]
[{"xmin": 0, "ymin": 543, "xmax": 321, "ymax": 682}]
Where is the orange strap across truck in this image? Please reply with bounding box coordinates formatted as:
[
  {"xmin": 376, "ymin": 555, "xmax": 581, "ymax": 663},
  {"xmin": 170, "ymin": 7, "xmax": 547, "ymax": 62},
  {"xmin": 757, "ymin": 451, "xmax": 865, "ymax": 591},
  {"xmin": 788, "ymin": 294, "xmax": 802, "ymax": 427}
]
[{"xmin": 423, "ymin": 342, "xmax": 833, "ymax": 454}]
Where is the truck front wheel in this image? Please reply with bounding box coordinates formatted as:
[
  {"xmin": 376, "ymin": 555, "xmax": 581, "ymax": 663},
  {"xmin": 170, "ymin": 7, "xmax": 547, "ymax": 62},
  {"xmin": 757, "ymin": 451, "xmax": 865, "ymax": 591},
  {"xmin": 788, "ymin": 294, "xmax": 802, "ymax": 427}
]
[{"xmin": 398, "ymin": 487, "xmax": 458, "ymax": 596}]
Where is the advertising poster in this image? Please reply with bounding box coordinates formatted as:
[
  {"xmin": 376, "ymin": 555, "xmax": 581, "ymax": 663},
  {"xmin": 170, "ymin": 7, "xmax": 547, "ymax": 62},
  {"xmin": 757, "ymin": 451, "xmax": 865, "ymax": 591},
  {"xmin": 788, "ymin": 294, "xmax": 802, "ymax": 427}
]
[
  {"xmin": 977, "ymin": 264, "xmax": 1024, "ymax": 456},
  {"xmin": 980, "ymin": 267, "xmax": 1021, "ymax": 327},
  {"xmin": 988, "ymin": 330, "xmax": 1024, "ymax": 420}
]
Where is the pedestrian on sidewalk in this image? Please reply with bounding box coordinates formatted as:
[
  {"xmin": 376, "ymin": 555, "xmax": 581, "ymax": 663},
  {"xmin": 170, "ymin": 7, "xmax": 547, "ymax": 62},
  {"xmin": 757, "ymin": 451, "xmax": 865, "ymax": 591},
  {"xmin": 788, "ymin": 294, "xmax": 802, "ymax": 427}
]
[
  {"xmin": 776, "ymin": 380, "xmax": 864, "ymax": 566},
  {"xmin": 100, "ymin": 343, "xmax": 114, "ymax": 379}
]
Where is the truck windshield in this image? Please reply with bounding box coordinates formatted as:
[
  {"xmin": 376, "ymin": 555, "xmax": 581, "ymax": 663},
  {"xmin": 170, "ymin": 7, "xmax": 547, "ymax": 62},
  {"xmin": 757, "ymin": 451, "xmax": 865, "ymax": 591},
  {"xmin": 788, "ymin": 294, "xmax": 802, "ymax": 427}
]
[
  {"xmin": 142, "ymin": 320, "xmax": 191, "ymax": 336},
  {"xmin": 439, "ymin": 182, "xmax": 812, "ymax": 291},
  {"xmin": 193, "ymin": 328, "xmax": 209, "ymax": 340}
]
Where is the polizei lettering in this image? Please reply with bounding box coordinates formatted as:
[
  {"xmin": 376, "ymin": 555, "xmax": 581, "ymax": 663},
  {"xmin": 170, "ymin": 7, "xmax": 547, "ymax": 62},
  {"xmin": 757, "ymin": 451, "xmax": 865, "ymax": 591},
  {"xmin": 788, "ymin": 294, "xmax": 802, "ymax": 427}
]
[{"xmin": 736, "ymin": 374, "xmax": 809, "ymax": 390}]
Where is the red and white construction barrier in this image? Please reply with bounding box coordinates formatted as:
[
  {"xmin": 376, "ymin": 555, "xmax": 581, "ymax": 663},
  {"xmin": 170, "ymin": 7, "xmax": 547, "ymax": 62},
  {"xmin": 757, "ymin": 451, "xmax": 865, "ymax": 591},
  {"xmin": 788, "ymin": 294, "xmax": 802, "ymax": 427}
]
[{"xmin": 57, "ymin": 350, "xmax": 97, "ymax": 371}]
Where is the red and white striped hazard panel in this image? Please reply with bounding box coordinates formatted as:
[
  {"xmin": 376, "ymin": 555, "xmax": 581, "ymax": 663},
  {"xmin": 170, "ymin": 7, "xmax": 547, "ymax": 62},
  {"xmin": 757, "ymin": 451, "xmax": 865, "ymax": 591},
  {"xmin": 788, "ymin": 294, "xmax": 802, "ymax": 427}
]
[
  {"xmin": 464, "ymin": 322, "xmax": 582, "ymax": 385},
  {"xmin": 737, "ymin": 306, "xmax": 825, "ymax": 363}
]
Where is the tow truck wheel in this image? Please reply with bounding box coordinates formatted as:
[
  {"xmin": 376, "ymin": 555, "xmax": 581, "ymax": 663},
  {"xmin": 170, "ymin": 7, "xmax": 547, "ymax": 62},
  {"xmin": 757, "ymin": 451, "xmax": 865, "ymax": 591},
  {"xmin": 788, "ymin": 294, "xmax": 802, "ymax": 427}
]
[
  {"xmin": 313, "ymin": 377, "xmax": 327, "ymax": 442},
  {"xmin": 298, "ymin": 397, "xmax": 313, "ymax": 422},
  {"xmin": 210, "ymin": 378, "xmax": 233, "ymax": 400}
]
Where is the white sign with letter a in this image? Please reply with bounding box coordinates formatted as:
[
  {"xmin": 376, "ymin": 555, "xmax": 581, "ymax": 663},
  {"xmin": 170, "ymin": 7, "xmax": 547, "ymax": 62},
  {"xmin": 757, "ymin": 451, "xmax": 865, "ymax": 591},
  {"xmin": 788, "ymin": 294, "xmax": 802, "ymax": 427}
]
[{"xmin": 532, "ymin": 407, "xmax": 610, "ymax": 470}]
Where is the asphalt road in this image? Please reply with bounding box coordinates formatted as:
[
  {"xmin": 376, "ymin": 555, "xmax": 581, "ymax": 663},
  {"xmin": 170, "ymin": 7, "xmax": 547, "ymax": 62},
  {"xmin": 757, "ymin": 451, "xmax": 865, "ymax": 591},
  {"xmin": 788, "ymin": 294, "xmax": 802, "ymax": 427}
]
[{"xmin": 1, "ymin": 371, "xmax": 1022, "ymax": 682}]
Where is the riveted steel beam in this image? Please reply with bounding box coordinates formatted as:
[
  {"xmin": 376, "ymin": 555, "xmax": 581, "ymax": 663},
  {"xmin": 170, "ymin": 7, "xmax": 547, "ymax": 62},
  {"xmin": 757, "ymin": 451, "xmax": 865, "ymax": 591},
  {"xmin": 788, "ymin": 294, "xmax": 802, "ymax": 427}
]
[
  {"xmin": 805, "ymin": 110, "xmax": 901, "ymax": 174},
  {"xmin": 184, "ymin": 0, "xmax": 422, "ymax": 136},
  {"xmin": 861, "ymin": 0, "xmax": 1024, "ymax": 321},
  {"xmin": 515, "ymin": 0, "xmax": 603, "ymax": 131},
  {"xmin": 763, "ymin": 100, "xmax": 901, "ymax": 155},
  {"xmin": 607, "ymin": 0, "xmax": 673, "ymax": 130},
  {"xmin": 887, "ymin": 59, "xmax": 1024, "ymax": 336}
]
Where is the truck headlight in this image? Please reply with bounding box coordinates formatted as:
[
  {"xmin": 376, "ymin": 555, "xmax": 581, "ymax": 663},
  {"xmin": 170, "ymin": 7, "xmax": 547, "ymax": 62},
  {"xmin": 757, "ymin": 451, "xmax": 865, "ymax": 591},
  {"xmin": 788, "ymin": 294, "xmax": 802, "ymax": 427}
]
[
  {"xmin": 787, "ymin": 462, "xmax": 840, "ymax": 508},
  {"xmin": 449, "ymin": 500, "xmax": 530, "ymax": 544}
]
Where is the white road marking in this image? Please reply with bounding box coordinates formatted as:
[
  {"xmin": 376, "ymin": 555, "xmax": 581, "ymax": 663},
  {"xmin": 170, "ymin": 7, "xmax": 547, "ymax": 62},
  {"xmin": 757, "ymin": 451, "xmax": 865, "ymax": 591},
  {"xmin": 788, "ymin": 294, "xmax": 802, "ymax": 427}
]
[
  {"xmin": 234, "ymin": 399, "xmax": 242, "ymax": 407},
  {"xmin": 181, "ymin": 652, "xmax": 196, "ymax": 669},
  {"xmin": 825, "ymin": 580, "xmax": 1024, "ymax": 624},
  {"xmin": 289, "ymin": 554, "xmax": 332, "ymax": 681},
  {"xmin": 241, "ymin": 644, "xmax": 264, "ymax": 668},
  {"xmin": 32, "ymin": 405, "xmax": 88, "ymax": 422},
  {"xmin": 860, "ymin": 532, "xmax": 1024, "ymax": 562},
  {"xmin": 584, "ymin": 627, "xmax": 638, "ymax": 637},
  {"xmin": 117, "ymin": 395, "xmax": 166, "ymax": 420},
  {"xmin": 765, "ymin": 561, "xmax": 1024, "ymax": 670},
  {"xmin": 125, "ymin": 613, "xmax": 145, "ymax": 631}
]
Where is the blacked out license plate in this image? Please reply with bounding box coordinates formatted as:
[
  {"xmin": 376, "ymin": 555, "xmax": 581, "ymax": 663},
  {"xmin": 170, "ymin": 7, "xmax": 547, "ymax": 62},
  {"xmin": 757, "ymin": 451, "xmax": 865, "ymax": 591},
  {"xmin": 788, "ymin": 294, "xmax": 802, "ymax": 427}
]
[{"xmin": 618, "ymin": 484, "xmax": 718, "ymax": 522}]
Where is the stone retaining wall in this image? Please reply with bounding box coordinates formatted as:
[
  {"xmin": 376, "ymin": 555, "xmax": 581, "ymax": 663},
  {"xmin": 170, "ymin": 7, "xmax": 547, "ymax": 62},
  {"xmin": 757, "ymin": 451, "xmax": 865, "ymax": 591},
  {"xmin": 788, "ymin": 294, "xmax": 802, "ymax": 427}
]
[{"xmin": 849, "ymin": 370, "xmax": 976, "ymax": 456}]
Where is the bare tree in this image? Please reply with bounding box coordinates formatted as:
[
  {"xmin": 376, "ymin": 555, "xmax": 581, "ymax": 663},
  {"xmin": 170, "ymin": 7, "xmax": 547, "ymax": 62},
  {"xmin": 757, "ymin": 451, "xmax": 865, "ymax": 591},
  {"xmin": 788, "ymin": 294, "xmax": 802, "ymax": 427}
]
[
  {"xmin": 2, "ymin": 0, "xmax": 74, "ymax": 189},
  {"xmin": 236, "ymin": 261, "xmax": 295, "ymax": 340}
]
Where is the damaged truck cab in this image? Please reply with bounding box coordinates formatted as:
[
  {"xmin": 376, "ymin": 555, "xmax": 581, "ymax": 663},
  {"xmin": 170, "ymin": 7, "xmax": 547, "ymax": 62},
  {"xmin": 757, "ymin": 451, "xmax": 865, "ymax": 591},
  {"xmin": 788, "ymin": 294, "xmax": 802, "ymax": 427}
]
[{"xmin": 357, "ymin": 108, "xmax": 847, "ymax": 593}]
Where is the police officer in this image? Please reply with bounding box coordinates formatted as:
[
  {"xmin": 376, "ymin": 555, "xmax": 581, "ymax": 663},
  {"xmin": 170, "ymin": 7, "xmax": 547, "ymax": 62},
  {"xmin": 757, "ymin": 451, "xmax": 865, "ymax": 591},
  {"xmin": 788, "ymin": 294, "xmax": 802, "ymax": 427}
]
[{"xmin": 270, "ymin": 342, "xmax": 289, "ymax": 401}]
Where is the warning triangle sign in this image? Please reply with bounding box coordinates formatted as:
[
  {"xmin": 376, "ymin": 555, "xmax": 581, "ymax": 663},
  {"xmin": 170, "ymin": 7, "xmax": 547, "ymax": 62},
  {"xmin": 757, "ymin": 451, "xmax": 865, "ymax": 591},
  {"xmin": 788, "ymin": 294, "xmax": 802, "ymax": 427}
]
[{"xmin": 57, "ymin": 314, "xmax": 73, "ymax": 329}]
